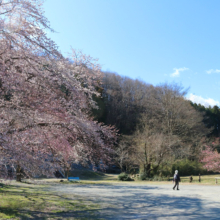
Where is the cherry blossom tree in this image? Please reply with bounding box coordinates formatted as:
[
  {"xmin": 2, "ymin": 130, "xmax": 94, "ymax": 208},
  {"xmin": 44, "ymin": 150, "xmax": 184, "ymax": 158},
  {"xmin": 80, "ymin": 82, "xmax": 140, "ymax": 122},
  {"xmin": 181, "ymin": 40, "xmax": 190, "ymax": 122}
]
[
  {"xmin": 0, "ymin": 0, "xmax": 117, "ymax": 181},
  {"xmin": 200, "ymin": 146, "xmax": 220, "ymax": 173}
]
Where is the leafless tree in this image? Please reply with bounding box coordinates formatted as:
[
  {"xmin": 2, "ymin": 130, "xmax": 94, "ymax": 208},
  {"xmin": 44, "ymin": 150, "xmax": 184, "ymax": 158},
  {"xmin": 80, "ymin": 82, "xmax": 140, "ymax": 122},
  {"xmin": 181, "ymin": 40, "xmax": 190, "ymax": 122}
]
[{"xmin": 131, "ymin": 83, "xmax": 209, "ymax": 176}]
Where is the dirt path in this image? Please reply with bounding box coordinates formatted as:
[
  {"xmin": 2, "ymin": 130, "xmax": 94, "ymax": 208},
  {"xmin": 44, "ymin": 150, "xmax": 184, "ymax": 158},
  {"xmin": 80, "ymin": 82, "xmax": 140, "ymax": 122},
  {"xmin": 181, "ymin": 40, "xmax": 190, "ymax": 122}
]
[{"xmin": 46, "ymin": 182, "xmax": 220, "ymax": 219}]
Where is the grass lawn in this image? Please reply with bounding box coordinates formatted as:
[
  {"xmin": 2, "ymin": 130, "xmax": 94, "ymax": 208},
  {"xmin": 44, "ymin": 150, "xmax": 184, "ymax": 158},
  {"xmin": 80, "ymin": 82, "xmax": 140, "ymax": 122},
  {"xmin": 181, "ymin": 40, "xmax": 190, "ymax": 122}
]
[
  {"xmin": 128, "ymin": 174, "xmax": 220, "ymax": 185},
  {"xmin": 0, "ymin": 181, "xmax": 100, "ymax": 220},
  {"xmin": 180, "ymin": 174, "xmax": 220, "ymax": 185},
  {"xmin": 57, "ymin": 170, "xmax": 220, "ymax": 185},
  {"xmin": 38, "ymin": 172, "xmax": 220, "ymax": 187},
  {"xmin": 67, "ymin": 169, "xmax": 118, "ymax": 181}
]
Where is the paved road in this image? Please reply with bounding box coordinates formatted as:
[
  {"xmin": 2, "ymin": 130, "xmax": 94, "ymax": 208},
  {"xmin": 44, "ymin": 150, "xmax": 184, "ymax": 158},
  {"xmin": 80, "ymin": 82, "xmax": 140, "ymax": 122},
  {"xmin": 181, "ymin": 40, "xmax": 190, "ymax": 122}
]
[{"xmin": 48, "ymin": 182, "xmax": 220, "ymax": 219}]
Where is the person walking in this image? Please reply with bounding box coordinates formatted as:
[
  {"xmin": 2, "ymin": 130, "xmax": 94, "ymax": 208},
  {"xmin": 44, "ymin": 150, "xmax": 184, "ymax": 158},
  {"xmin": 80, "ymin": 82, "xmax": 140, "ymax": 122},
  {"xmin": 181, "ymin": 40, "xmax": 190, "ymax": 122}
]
[{"xmin": 173, "ymin": 170, "xmax": 180, "ymax": 190}]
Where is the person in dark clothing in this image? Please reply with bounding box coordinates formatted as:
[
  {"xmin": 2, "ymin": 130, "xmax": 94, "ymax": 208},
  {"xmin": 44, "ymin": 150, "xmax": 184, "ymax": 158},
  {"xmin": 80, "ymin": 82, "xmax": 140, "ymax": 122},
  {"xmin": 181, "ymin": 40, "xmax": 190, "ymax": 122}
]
[{"xmin": 173, "ymin": 170, "xmax": 180, "ymax": 190}]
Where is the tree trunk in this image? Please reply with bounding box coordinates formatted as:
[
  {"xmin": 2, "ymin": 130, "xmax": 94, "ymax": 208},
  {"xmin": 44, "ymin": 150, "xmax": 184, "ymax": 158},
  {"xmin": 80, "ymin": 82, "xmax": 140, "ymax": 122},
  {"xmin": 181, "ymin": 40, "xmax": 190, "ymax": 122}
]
[
  {"xmin": 143, "ymin": 163, "xmax": 151, "ymax": 177},
  {"xmin": 65, "ymin": 167, "xmax": 70, "ymax": 180},
  {"xmin": 16, "ymin": 164, "xmax": 22, "ymax": 182}
]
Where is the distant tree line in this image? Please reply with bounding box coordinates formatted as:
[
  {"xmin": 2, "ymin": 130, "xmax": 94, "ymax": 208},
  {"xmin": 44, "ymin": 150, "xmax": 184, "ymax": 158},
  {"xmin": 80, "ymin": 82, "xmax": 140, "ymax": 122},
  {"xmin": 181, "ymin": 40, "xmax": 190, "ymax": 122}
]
[{"xmin": 190, "ymin": 103, "xmax": 220, "ymax": 138}]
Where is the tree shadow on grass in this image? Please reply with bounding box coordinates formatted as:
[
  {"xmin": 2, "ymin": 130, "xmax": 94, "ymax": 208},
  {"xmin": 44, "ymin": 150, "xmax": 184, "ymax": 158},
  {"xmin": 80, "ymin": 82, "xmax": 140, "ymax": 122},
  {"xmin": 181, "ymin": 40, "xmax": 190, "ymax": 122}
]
[
  {"xmin": 0, "ymin": 183, "xmax": 102, "ymax": 219},
  {"xmin": 0, "ymin": 207, "xmax": 104, "ymax": 220}
]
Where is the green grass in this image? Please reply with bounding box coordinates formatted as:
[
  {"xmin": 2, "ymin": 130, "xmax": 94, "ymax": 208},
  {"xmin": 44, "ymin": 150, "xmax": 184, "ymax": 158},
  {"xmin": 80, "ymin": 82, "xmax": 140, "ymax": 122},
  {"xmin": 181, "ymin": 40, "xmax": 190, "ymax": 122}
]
[
  {"xmin": 179, "ymin": 174, "xmax": 220, "ymax": 185},
  {"xmin": 67, "ymin": 169, "xmax": 118, "ymax": 181},
  {"xmin": 133, "ymin": 174, "xmax": 220, "ymax": 185},
  {"xmin": 0, "ymin": 182, "xmax": 100, "ymax": 219},
  {"xmin": 44, "ymin": 171, "xmax": 220, "ymax": 185},
  {"xmin": 44, "ymin": 173, "xmax": 220, "ymax": 186}
]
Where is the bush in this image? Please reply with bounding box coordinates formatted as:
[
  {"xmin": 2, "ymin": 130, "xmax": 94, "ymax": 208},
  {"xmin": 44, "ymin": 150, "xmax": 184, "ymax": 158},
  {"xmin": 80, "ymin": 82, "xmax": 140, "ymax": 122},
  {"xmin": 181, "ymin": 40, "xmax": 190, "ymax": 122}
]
[
  {"xmin": 152, "ymin": 175, "xmax": 164, "ymax": 181},
  {"xmin": 138, "ymin": 174, "xmax": 169, "ymax": 181},
  {"xmin": 118, "ymin": 172, "xmax": 132, "ymax": 181},
  {"xmin": 171, "ymin": 159, "xmax": 207, "ymax": 176},
  {"xmin": 138, "ymin": 173, "xmax": 147, "ymax": 180}
]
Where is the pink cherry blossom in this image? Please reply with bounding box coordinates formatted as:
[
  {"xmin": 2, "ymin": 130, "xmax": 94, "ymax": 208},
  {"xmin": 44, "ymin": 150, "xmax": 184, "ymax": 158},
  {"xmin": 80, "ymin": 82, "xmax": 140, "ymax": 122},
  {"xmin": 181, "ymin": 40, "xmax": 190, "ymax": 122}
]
[{"xmin": 0, "ymin": 0, "xmax": 117, "ymax": 180}]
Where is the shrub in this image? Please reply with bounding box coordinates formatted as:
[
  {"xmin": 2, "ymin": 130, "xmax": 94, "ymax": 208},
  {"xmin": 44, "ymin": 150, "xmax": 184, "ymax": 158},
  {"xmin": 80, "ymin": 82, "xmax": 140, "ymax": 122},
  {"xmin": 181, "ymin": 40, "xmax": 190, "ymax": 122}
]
[
  {"xmin": 152, "ymin": 175, "xmax": 164, "ymax": 181},
  {"xmin": 118, "ymin": 172, "xmax": 132, "ymax": 181},
  {"xmin": 138, "ymin": 173, "xmax": 147, "ymax": 180},
  {"xmin": 139, "ymin": 175, "xmax": 168, "ymax": 181},
  {"xmin": 171, "ymin": 159, "xmax": 207, "ymax": 176}
]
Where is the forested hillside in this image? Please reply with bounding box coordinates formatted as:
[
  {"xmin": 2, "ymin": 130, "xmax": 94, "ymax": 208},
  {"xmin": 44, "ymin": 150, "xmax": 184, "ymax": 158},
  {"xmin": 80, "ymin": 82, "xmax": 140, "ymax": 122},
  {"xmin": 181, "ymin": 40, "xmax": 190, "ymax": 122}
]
[{"xmin": 93, "ymin": 72, "xmax": 219, "ymax": 176}]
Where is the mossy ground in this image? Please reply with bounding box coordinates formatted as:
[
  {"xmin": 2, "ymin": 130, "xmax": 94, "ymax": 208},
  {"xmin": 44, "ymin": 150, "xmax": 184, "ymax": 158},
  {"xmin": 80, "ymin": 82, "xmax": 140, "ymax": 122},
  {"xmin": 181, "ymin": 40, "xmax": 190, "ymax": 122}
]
[{"xmin": 0, "ymin": 182, "xmax": 100, "ymax": 219}]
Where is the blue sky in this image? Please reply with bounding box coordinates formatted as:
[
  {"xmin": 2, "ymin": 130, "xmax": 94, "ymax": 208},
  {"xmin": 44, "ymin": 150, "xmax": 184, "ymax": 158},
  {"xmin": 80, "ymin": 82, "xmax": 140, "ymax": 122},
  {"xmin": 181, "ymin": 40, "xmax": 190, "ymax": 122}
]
[{"xmin": 44, "ymin": 0, "xmax": 220, "ymax": 107}]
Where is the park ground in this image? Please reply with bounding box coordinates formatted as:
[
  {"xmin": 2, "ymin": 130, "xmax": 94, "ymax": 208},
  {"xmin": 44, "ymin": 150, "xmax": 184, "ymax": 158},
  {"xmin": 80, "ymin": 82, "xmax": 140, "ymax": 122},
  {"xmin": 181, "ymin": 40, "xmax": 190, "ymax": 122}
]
[{"xmin": 0, "ymin": 173, "xmax": 220, "ymax": 219}]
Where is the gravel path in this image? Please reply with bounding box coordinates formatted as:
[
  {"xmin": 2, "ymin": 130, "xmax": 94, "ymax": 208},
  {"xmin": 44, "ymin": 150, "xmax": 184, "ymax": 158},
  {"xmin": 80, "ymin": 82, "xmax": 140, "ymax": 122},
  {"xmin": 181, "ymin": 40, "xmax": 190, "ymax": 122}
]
[{"xmin": 48, "ymin": 182, "xmax": 220, "ymax": 219}]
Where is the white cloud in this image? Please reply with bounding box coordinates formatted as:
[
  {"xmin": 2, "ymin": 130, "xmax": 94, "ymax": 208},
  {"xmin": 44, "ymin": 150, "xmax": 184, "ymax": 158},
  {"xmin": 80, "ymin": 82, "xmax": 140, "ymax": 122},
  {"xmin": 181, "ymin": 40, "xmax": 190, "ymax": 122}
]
[
  {"xmin": 170, "ymin": 67, "xmax": 189, "ymax": 77},
  {"xmin": 188, "ymin": 94, "xmax": 220, "ymax": 107},
  {"xmin": 206, "ymin": 69, "xmax": 220, "ymax": 74}
]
